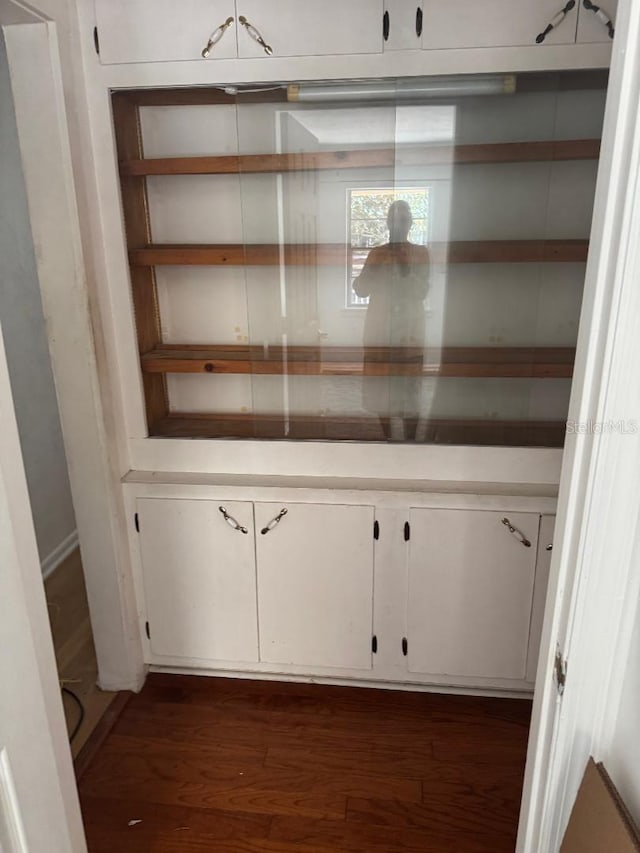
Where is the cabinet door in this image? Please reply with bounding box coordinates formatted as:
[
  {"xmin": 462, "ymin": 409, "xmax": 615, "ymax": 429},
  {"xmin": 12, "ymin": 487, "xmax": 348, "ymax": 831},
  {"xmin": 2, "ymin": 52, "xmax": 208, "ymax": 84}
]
[
  {"xmin": 576, "ymin": 0, "xmax": 617, "ymax": 43},
  {"xmin": 95, "ymin": 0, "xmax": 238, "ymax": 64},
  {"xmin": 137, "ymin": 498, "xmax": 258, "ymax": 662},
  {"xmin": 407, "ymin": 509, "xmax": 539, "ymax": 680},
  {"xmin": 421, "ymin": 0, "xmax": 578, "ymax": 49},
  {"xmin": 236, "ymin": 0, "xmax": 384, "ymax": 58},
  {"xmin": 255, "ymin": 502, "xmax": 374, "ymax": 669}
]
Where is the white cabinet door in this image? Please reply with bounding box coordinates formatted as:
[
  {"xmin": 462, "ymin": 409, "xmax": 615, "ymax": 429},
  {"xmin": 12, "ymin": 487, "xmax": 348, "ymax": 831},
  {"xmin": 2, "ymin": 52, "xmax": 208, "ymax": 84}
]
[
  {"xmin": 407, "ymin": 508, "xmax": 539, "ymax": 680},
  {"xmin": 236, "ymin": 0, "xmax": 384, "ymax": 58},
  {"xmin": 95, "ymin": 0, "xmax": 238, "ymax": 64},
  {"xmin": 255, "ymin": 502, "xmax": 374, "ymax": 669},
  {"xmin": 137, "ymin": 498, "xmax": 259, "ymax": 662},
  {"xmin": 421, "ymin": 0, "xmax": 578, "ymax": 49},
  {"xmin": 576, "ymin": 0, "xmax": 617, "ymax": 43}
]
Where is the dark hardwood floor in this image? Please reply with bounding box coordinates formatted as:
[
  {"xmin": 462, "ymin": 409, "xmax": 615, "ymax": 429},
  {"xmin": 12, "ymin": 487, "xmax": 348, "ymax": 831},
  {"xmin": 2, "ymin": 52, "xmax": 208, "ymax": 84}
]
[{"xmin": 78, "ymin": 674, "xmax": 531, "ymax": 852}]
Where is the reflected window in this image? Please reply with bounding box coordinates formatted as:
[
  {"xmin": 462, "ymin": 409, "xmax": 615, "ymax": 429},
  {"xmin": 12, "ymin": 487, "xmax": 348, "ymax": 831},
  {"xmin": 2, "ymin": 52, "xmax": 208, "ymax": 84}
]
[{"xmin": 347, "ymin": 187, "xmax": 431, "ymax": 307}]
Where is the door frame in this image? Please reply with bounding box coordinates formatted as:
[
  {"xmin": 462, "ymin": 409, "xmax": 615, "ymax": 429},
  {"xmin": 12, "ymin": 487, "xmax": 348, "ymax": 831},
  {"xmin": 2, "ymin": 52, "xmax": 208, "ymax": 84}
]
[
  {"xmin": 0, "ymin": 0, "xmax": 144, "ymax": 692},
  {"xmin": 518, "ymin": 0, "xmax": 640, "ymax": 848}
]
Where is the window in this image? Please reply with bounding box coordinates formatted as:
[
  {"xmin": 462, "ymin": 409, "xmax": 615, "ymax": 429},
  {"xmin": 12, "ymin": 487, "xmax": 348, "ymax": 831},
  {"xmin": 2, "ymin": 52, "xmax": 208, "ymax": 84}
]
[{"xmin": 346, "ymin": 187, "xmax": 431, "ymax": 307}]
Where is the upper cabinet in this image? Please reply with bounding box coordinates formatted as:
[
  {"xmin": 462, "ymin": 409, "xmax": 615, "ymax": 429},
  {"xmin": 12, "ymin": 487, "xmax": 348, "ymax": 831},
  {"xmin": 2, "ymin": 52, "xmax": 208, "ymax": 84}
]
[
  {"xmin": 419, "ymin": 0, "xmax": 579, "ymax": 50},
  {"xmin": 576, "ymin": 0, "xmax": 617, "ymax": 43},
  {"xmin": 95, "ymin": 0, "xmax": 613, "ymax": 65},
  {"xmin": 95, "ymin": 0, "xmax": 383, "ymax": 64},
  {"xmin": 235, "ymin": 1, "xmax": 383, "ymax": 59},
  {"xmin": 95, "ymin": 0, "xmax": 238, "ymax": 64}
]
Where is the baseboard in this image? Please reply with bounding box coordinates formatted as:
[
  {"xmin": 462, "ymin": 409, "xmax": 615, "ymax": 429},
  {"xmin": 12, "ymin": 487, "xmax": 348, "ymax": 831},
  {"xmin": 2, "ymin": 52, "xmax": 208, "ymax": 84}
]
[{"xmin": 41, "ymin": 529, "xmax": 79, "ymax": 579}]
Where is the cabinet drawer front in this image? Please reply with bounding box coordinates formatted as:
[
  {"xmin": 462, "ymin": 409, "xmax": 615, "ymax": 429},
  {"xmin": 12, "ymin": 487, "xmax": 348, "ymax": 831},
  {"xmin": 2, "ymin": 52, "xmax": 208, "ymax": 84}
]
[
  {"xmin": 407, "ymin": 508, "xmax": 539, "ymax": 680},
  {"xmin": 421, "ymin": 0, "xmax": 578, "ymax": 49},
  {"xmin": 236, "ymin": 0, "xmax": 384, "ymax": 58},
  {"xmin": 137, "ymin": 498, "xmax": 258, "ymax": 662},
  {"xmin": 95, "ymin": 0, "xmax": 238, "ymax": 64},
  {"xmin": 255, "ymin": 502, "xmax": 374, "ymax": 670}
]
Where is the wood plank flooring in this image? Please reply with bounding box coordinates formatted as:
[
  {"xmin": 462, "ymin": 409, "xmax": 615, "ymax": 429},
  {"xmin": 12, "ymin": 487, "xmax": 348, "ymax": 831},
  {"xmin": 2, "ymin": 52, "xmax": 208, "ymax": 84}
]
[
  {"xmin": 45, "ymin": 548, "xmax": 118, "ymax": 757},
  {"xmin": 79, "ymin": 674, "xmax": 531, "ymax": 851}
]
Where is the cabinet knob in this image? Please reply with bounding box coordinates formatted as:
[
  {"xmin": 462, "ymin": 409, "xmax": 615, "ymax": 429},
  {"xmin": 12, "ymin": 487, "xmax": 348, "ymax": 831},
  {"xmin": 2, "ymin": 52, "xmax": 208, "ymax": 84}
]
[
  {"xmin": 416, "ymin": 7, "xmax": 423, "ymax": 38},
  {"xmin": 383, "ymin": 10, "xmax": 390, "ymax": 41},
  {"xmin": 501, "ymin": 516, "xmax": 532, "ymax": 548},
  {"xmin": 219, "ymin": 505, "xmax": 248, "ymax": 534},
  {"xmin": 201, "ymin": 16, "xmax": 234, "ymax": 58},
  {"xmin": 535, "ymin": 0, "xmax": 575, "ymax": 44},
  {"xmin": 261, "ymin": 508, "xmax": 288, "ymax": 535},
  {"xmin": 238, "ymin": 16, "xmax": 273, "ymax": 55},
  {"xmin": 582, "ymin": 0, "xmax": 615, "ymax": 39}
]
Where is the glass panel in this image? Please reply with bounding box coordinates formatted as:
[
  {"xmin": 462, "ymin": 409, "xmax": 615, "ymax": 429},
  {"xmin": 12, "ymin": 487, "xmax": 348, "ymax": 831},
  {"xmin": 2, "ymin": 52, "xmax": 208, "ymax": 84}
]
[{"xmin": 134, "ymin": 72, "xmax": 608, "ymax": 445}]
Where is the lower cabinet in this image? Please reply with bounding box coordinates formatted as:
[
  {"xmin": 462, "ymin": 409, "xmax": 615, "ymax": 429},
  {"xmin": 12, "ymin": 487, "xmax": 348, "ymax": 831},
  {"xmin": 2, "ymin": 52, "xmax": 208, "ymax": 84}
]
[
  {"xmin": 406, "ymin": 509, "xmax": 539, "ymax": 681},
  {"xmin": 133, "ymin": 492, "xmax": 552, "ymax": 691},
  {"xmin": 137, "ymin": 498, "xmax": 374, "ymax": 671},
  {"xmin": 137, "ymin": 498, "xmax": 259, "ymax": 662},
  {"xmin": 255, "ymin": 502, "xmax": 374, "ymax": 670}
]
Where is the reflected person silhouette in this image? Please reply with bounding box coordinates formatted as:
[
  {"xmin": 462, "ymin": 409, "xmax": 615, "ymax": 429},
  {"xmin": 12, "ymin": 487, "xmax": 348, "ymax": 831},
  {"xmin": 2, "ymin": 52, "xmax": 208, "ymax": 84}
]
[{"xmin": 353, "ymin": 200, "xmax": 430, "ymax": 440}]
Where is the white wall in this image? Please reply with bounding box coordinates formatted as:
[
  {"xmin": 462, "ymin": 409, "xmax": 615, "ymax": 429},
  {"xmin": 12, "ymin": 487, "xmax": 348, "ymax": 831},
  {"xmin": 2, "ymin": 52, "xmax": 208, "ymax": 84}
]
[
  {"xmin": 0, "ymin": 33, "xmax": 76, "ymax": 572},
  {"xmin": 604, "ymin": 587, "xmax": 640, "ymax": 826}
]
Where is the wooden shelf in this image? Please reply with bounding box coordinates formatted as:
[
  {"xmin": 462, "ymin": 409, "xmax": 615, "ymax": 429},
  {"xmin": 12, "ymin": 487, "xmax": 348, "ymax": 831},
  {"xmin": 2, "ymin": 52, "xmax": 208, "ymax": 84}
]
[
  {"xmin": 129, "ymin": 240, "xmax": 589, "ymax": 267},
  {"xmin": 120, "ymin": 139, "xmax": 600, "ymax": 177},
  {"xmin": 151, "ymin": 412, "xmax": 566, "ymax": 447},
  {"xmin": 142, "ymin": 345, "xmax": 575, "ymax": 379}
]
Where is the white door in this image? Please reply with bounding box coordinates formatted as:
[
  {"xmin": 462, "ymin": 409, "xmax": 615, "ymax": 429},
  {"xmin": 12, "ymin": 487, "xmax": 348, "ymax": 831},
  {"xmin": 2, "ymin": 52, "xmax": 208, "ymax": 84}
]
[
  {"xmin": 576, "ymin": 0, "xmax": 617, "ymax": 42},
  {"xmin": 421, "ymin": 0, "xmax": 578, "ymax": 49},
  {"xmin": 0, "ymin": 325, "xmax": 86, "ymax": 849},
  {"xmin": 407, "ymin": 508, "xmax": 539, "ymax": 680},
  {"xmin": 255, "ymin": 502, "xmax": 374, "ymax": 669},
  {"xmin": 236, "ymin": 0, "xmax": 384, "ymax": 58},
  {"xmin": 137, "ymin": 498, "xmax": 259, "ymax": 663},
  {"xmin": 95, "ymin": 0, "xmax": 238, "ymax": 63}
]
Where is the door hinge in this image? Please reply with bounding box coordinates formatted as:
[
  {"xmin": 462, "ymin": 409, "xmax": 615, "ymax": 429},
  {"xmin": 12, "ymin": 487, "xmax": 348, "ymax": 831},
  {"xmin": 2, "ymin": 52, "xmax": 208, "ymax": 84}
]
[
  {"xmin": 404, "ymin": 521, "xmax": 410, "ymax": 541},
  {"xmin": 402, "ymin": 637, "xmax": 408, "ymax": 656},
  {"xmin": 93, "ymin": 26, "xmax": 100, "ymax": 55},
  {"xmin": 554, "ymin": 645, "xmax": 567, "ymax": 696},
  {"xmin": 134, "ymin": 512, "xmax": 139, "ymax": 532},
  {"xmin": 145, "ymin": 621, "xmax": 150, "ymax": 639},
  {"xmin": 373, "ymin": 520, "xmax": 380, "ymax": 540},
  {"xmin": 372, "ymin": 635, "xmax": 378, "ymax": 654}
]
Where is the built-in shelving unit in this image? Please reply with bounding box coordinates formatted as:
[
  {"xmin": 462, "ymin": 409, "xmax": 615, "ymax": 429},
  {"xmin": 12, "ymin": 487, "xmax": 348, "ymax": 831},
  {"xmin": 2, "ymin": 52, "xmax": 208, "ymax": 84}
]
[{"xmin": 112, "ymin": 81, "xmax": 603, "ymax": 446}]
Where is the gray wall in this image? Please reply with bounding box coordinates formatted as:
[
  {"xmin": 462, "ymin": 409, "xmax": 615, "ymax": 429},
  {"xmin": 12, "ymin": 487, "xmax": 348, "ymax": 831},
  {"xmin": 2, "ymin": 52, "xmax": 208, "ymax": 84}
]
[{"xmin": 0, "ymin": 33, "xmax": 76, "ymax": 570}]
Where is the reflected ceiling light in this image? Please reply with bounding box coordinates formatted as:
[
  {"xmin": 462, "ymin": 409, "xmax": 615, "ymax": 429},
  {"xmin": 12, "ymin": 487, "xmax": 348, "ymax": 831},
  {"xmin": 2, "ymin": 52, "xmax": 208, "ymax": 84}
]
[{"xmin": 287, "ymin": 74, "xmax": 516, "ymax": 103}]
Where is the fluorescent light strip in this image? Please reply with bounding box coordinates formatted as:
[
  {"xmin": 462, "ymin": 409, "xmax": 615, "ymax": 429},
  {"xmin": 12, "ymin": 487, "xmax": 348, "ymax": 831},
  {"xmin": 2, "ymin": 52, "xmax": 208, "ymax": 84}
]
[{"xmin": 288, "ymin": 74, "xmax": 517, "ymax": 103}]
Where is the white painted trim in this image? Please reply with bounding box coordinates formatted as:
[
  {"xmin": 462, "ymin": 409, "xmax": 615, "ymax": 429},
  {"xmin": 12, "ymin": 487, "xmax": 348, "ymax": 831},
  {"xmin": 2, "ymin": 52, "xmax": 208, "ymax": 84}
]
[
  {"xmin": 40, "ymin": 531, "xmax": 78, "ymax": 580},
  {"xmin": 0, "ymin": 750, "xmax": 28, "ymax": 853},
  {"xmin": 3, "ymin": 2, "xmax": 145, "ymax": 692},
  {"xmin": 150, "ymin": 665, "xmax": 533, "ymax": 700},
  {"xmin": 517, "ymin": 1, "xmax": 640, "ymax": 850}
]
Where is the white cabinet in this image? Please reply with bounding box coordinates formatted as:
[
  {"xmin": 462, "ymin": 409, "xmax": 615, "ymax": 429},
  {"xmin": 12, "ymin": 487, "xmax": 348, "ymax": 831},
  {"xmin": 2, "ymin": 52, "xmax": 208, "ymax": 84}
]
[
  {"xmin": 131, "ymin": 489, "xmax": 552, "ymax": 690},
  {"xmin": 236, "ymin": 1, "xmax": 383, "ymax": 58},
  {"xmin": 420, "ymin": 0, "xmax": 579, "ymax": 49},
  {"xmin": 95, "ymin": 0, "xmax": 383, "ymax": 64},
  {"xmin": 136, "ymin": 497, "xmax": 375, "ymax": 671},
  {"xmin": 95, "ymin": 0, "xmax": 238, "ymax": 64},
  {"xmin": 406, "ymin": 508, "xmax": 539, "ymax": 680},
  {"xmin": 255, "ymin": 502, "xmax": 375, "ymax": 670},
  {"xmin": 136, "ymin": 498, "xmax": 259, "ymax": 662},
  {"xmin": 576, "ymin": 0, "xmax": 617, "ymax": 43}
]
